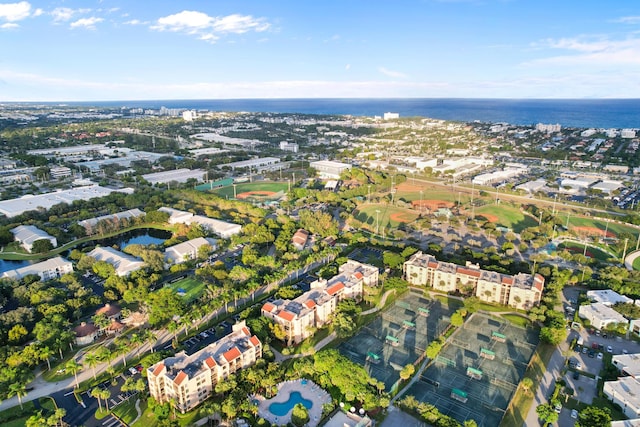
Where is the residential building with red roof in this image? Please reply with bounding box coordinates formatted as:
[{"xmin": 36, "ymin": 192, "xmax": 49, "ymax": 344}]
[
  {"xmin": 403, "ymin": 251, "xmax": 543, "ymax": 310},
  {"xmin": 261, "ymin": 260, "xmax": 378, "ymax": 345},
  {"xmin": 147, "ymin": 321, "xmax": 261, "ymax": 414}
]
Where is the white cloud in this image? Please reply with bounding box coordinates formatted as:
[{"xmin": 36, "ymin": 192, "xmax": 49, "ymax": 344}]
[
  {"xmin": 378, "ymin": 67, "xmax": 408, "ymax": 79},
  {"xmin": 0, "ymin": 22, "xmax": 18, "ymax": 29},
  {"xmin": 124, "ymin": 19, "xmax": 147, "ymax": 26},
  {"xmin": 615, "ymin": 16, "xmax": 640, "ymax": 24},
  {"xmin": 0, "ymin": 1, "xmax": 31, "ymax": 22},
  {"xmin": 527, "ymin": 35, "xmax": 640, "ymax": 67},
  {"xmin": 151, "ymin": 10, "xmax": 270, "ymax": 42},
  {"xmin": 70, "ymin": 17, "xmax": 103, "ymax": 29},
  {"xmin": 51, "ymin": 7, "xmax": 91, "ymax": 22}
]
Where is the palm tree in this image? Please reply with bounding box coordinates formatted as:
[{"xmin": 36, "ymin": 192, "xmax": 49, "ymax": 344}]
[
  {"xmin": 101, "ymin": 388, "xmax": 112, "ymax": 411},
  {"xmin": 8, "ymin": 381, "xmax": 27, "ymax": 409},
  {"xmin": 84, "ymin": 353, "xmax": 100, "ymax": 380},
  {"xmin": 167, "ymin": 321, "xmax": 180, "ymax": 342},
  {"xmin": 39, "ymin": 345, "xmax": 54, "ymax": 371},
  {"xmin": 143, "ymin": 330, "xmax": 157, "ymax": 354},
  {"xmin": 49, "ymin": 408, "xmax": 66, "ymax": 426},
  {"xmin": 65, "ymin": 359, "xmax": 81, "ymax": 388},
  {"xmin": 91, "ymin": 387, "xmax": 104, "ymax": 411},
  {"xmin": 26, "ymin": 411, "xmax": 46, "ymax": 427},
  {"xmin": 115, "ymin": 338, "xmax": 130, "ymax": 366},
  {"xmin": 97, "ymin": 345, "xmax": 114, "ymax": 368}
]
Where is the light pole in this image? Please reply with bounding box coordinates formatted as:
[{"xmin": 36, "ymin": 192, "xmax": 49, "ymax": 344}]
[
  {"xmin": 622, "ymin": 238, "xmax": 630, "ymax": 263},
  {"xmin": 419, "ymin": 190, "xmax": 423, "ymax": 212},
  {"xmin": 368, "ymin": 185, "xmax": 371, "ymax": 203},
  {"xmin": 376, "ymin": 210, "xmax": 381, "ymax": 235},
  {"xmin": 233, "ymin": 184, "xmax": 237, "ymax": 198}
]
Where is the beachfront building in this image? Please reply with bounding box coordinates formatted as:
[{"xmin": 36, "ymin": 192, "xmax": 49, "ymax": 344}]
[
  {"xmin": 578, "ymin": 303, "xmax": 629, "ymax": 331},
  {"xmin": 262, "ymin": 260, "xmax": 378, "ymax": 344},
  {"xmin": 403, "ymin": 251, "xmax": 544, "ymax": 310},
  {"xmin": 147, "ymin": 321, "xmax": 261, "ymax": 414},
  {"xmin": 2, "ymin": 256, "xmax": 73, "ymax": 281},
  {"xmin": 310, "ymin": 160, "xmax": 351, "ymax": 179},
  {"xmin": 10, "ymin": 225, "xmax": 57, "ymax": 253},
  {"xmin": 78, "ymin": 208, "xmax": 145, "ymax": 234},
  {"xmin": 158, "ymin": 207, "xmax": 242, "ymax": 238},
  {"xmin": 87, "ymin": 247, "xmax": 145, "ymax": 276},
  {"xmin": 164, "ymin": 237, "xmax": 217, "ymax": 264}
]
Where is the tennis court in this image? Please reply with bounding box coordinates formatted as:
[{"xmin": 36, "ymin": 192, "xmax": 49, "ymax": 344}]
[
  {"xmin": 338, "ymin": 290, "xmax": 456, "ymax": 390},
  {"xmin": 404, "ymin": 313, "xmax": 539, "ymax": 427}
]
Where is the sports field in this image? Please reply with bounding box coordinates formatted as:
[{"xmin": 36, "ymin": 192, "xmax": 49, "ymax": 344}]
[
  {"xmin": 563, "ymin": 214, "xmax": 640, "ymax": 240},
  {"xmin": 474, "ymin": 205, "xmax": 538, "ymax": 232},
  {"xmin": 355, "ymin": 204, "xmax": 419, "ymax": 230},
  {"xmin": 557, "ymin": 241, "xmax": 615, "ymax": 262},
  {"xmin": 210, "ymin": 182, "xmax": 289, "ymax": 199},
  {"xmin": 165, "ymin": 277, "xmax": 205, "ymax": 303}
]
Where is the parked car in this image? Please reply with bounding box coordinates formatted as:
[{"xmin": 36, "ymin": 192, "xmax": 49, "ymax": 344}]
[
  {"xmin": 571, "ymin": 409, "xmax": 579, "ymax": 419},
  {"xmin": 573, "ymin": 371, "xmax": 580, "ymax": 380},
  {"xmin": 597, "ymin": 352, "xmax": 603, "ymax": 360},
  {"xmin": 607, "ymin": 345, "xmax": 613, "ymax": 353},
  {"xmin": 554, "ymin": 403, "xmax": 562, "ymax": 413}
]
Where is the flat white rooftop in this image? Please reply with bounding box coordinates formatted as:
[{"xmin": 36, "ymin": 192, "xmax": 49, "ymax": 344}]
[{"xmin": 142, "ymin": 168, "xmax": 206, "ymax": 184}]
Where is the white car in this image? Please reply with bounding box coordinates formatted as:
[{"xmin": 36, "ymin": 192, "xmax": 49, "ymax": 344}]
[
  {"xmin": 607, "ymin": 345, "xmax": 613, "ymax": 353},
  {"xmin": 571, "ymin": 409, "xmax": 578, "ymax": 419},
  {"xmin": 597, "ymin": 352, "xmax": 603, "ymax": 360}
]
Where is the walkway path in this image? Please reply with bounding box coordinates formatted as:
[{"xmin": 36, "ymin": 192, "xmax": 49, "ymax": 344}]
[
  {"xmin": 361, "ymin": 289, "xmax": 395, "ymax": 315},
  {"xmin": 271, "ymin": 331, "xmax": 337, "ymax": 362},
  {"xmin": 130, "ymin": 399, "xmax": 142, "ymax": 425}
]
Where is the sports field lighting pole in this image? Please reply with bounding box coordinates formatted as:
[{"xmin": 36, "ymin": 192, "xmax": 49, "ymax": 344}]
[
  {"xmin": 552, "ymin": 194, "xmax": 558, "ymax": 216},
  {"xmin": 420, "ymin": 190, "xmax": 423, "ymax": 213},
  {"xmin": 622, "ymin": 238, "xmax": 629, "ymax": 263},
  {"xmin": 376, "ymin": 210, "xmax": 381, "ymax": 235},
  {"xmin": 604, "ymin": 219, "xmax": 610, "ymax": 240},
  {"xmin": 368, "ymin": 185, "xmax": 371, "ymax": 203},
  {"xmin": 233, "ymin": 184, "xmax": 237, "ymax": 198}
]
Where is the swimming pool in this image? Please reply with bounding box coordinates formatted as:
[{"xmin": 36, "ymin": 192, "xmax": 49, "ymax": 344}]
[{"xmin": 269, "ymin": 391, "xmax": 313, "ymax": 416}]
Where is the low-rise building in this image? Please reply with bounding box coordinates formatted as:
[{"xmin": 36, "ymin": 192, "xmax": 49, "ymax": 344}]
[
  {"xmin": 292, "ymin": 229, "xmax": 309, "ymax": 251},
  {"xmin": 403, "ymin": 252, "xmax": 543, "ymax": 310},
  {"xmin": 88, "ymin": 247, "xmax": 145, "ymax": 276},
  {"xmin": 262, "ymin": 260, "xmax": 378, "ymax": 344},
  {"xmin": 310, "ymin": 160, "xmax": 352, "ymax": 179},
  {"xmin": 165, "ymin": 237, "xmax": 218, "ymax": 264},
  {"xmin": 158, "ymin": 207, "xmax": 241, "ymax": 238},
  {"xmin": 2, "ymin": 256, "xmax": 73, "ymax": 281},
  {"xmin": 147, "ymin": 321, "xmax": 261, "ymax": 414},
  {"xmin": 587, "ymin": 289, "xmax": 633, "ymax": 306},
  {"xmin": 78, "ymin": 208, "xmax": 146, "ymax": 233},
  {"xmin": 10, "ymin": 225, "xmax": 57, "ymax": 252},
  {"xmin": 604, "ymin": 376, "xmax": 640, "ymax": 419},
  {"xmin": 578, "ymin": 303, "xmax": 629, "ymax": 330},
  {"xmin": 73, "ymin": 322, "xmax": 99, "ymax": 346},
  {"xmin": 142, "ymin": 168, "xmax": 207, "ymax": 185},
  {"xmin": 612, "ymin": 354, "xmax": 640, "ymax": 378}
]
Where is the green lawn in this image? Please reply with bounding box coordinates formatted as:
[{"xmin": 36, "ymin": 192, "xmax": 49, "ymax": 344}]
[
  {"xmin": 500, "ymin": 313, "xmax": 531, "ymax": 328},
  {"xmin": 396, "ymin": 188, "xmax": 460, "ymax": 202},
  {"xmin": 564, "ymin": 214, "xmax": 640, "ymax": 240},
  {"xmin": 557, "ymin": 241, "xmax": 615, "ymax": 262},
  {"xmin": 113, "ymin": 398, "xmax": 144, "ymax": 425},
  {"xmin": 211, "ymin": 181, "xmax": 289, "ymax": 199},
  {"xmin": 474, "ymin": 204, "xmax": 538, "ymax": 232},
  {"xmin": 633, "ymin": 256, "xmax": 640, "ymax": 270},
  {"xmin": 354, "ymin": 203, "xmax": 418, "ymax": 230},
  {"xmin": 166, "ymin": 277, "xmax": 205, "ymax": 303}
]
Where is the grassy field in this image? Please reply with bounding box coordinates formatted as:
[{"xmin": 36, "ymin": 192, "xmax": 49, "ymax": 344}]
[
  {"xmin": 166, "ymin": 277, "xmax": 205, "ymax": 303},
  {"xmin": 474, "ymin": 204, "xmax": 539, "ymax": 232},
  {"xmin": 557, "ymin": 241, "xmax": 615, "ymax": 262},
  {"xmin": 211, "ymin": 181, "xmax": 289, "ymax": 199},
  {"xmin": 563, "ymin": 214, "xmax": 640, "ymax": 239},
  {"xmin": 396, "ymin": 187, "xmax": 463, "ymax": 203},
  {"xmin": 633, "ymin": 256, "xmax": 640, "ymax": 270},
  {"xmin": 354, "ymin": 204, "xmax": 419, "ymax": 230}
]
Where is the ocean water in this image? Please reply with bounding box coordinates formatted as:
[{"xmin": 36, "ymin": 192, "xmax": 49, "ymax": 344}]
[{"xmin": 73, "ymin": 98, "xmax": 640, "ymax": 129}]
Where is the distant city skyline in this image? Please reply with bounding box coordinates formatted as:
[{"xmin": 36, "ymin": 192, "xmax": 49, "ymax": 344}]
[{"xmin": 1, "ymin": 0, "xmax": 640, "ymax": 101}]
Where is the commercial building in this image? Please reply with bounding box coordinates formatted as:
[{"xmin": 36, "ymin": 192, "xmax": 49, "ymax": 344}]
[
  {"xmin": 142, "ymin": 168, "xmax": 207, "ymax": 185},
  {"xmin": 403, "ymin": 252, "xmax": 544, "ymax": 310},
  {"xmin": 262, "ymin": 260, "xmax": 378, "ymax": 344},
  {"xmin": 2, "ymin": 256, "xmax": 73, "ymax": 281},
  {"xmin": 310, "ymin": 160, "xmax": 352, "ymax": 179},
  {"xmin": 78, "ymin": 208, "xmax": 146, "ymax": 233},
  {"xmin": 158, "ymin": 207, "xmax": 242, "ymax": 239},
  {"xmin": 472, "ymin": 167, "xmax": 526, "ymax": 186},
  {"xmin": 147, "ymin": 321, "xmax": 261, "ymax": 414},
  {"xmin": 612, "ymin": 354, "xmax": 640, "ymax": 378},
  {"xmin": 10, "ymin": 225, "xmax": 57, "ymax": 252},
  {"xmin": 0, "ymin": 185, "xmax": 120, "ymax": 218},
  {"xmin": 604, "ymin": 376, "xmax": 640, "ymax": 419},
  {"xmin": 28, "ymin": 144, "xmax": 106, "ymax": 157},
  {"xmin": 217, "ymin": 157, "xmax": 281, "ymax": 172},
  {"xmin": 279, "ymin": 141, "xmax": 299, "ymax": 153},
  {"xmin": 88, "ymin": 247, "xmax": 145, "ymax": 276},
  {"xmin": 49, "ymin": 166, "xmax": 72, "ymax": 179},
  {"xmin": 586, "ymin": 290, "xmax": 633, "ymax": 306},
  {"xmin": 165, "ymin": 237, "xmax": 218, "ymax": 264},
  {"xmin": 578, "ymin": 303, "xmax": 629, "ymax": 331}
]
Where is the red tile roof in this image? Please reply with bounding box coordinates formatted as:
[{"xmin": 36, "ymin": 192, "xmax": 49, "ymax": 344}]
[
  {"xmin": 223, "ymin": 347, "xmax": 242, "ymax": 362},
  {"xmin": 278, "ymin": 310, "xmax": 295, "ymax": 321},
  {"xmin": 174, "ymin": 370, "xmax": 188, "ymax": 386},
  {"xmin": 303, "ymin": 300, "xmax": 316, "ymax": 309},
  {"xmin": 501, "ymin": 276, "xmax": 514, "ymax": 285},
  {"xmin": 205, "ymin": 356, "xmax": 217, "ymax": 369},
  {"xmin": 152, "ymin": 363, "xmax": 165, "ymax": 377},
  {"xmin": 533, "ymin": 274, "xmax": 545, "ymax": 291},
  {"xmin": 96, "ymin": 303, "xmax": 121, "ymax": 318},
  {"xmin": 353, "ymin": 271, "xmax": 364, "ymax": 280},
  {"xmin": 73, "ymin": 322, "xmax": 98, "ymax": 337},
  {"xmin": 326, "ymin": 282, "xmax": 345, "ymax": 296},
  {"xmin": 242, "ymin": 327, "xmax": 250, "ymax": 336},
  {"xmin": 457, "ymin": 267, "xmax": 481, "ymax": 278},
  {"xmin": 262, "ymin": 302, "xmax": 276, "ymax": 312},
  {"xmin": 250, "ymin": 336, "xmax": 261, "ymax": 347},
  {"xmin": 427, "ymin": 261, "xmax": 439, "ymax": 269}
]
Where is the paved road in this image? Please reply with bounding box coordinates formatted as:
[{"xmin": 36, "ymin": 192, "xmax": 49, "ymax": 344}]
[{"xmin": 523, "ymin": 345, "xmax": 567, "ymax": 427}]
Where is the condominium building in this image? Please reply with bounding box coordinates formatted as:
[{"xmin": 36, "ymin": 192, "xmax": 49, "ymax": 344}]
[
  {"xmin": 403, "ymin": 252, "xmax": 544, "ymax": 310},
  {"xmin": 164, "ymin": 237, "xmax": 218, "ymax": 264},
  {"xmin": 262, "ymin": 260, "xmax": 378, "ymax": 345},
  {"xmin": 78, "ymin": 208, "xmax": 146, "ymax": 233},
  {"xmin": 2, "ymin": 256, "xmax": 73, "ymax": 281},
  {"xmin": 11, "ymin": 225, "xmax": 57, "ymax": 253},
  {"xmin": 88, "ymin": 246, "xmax": 145, "ymax": 276},
  {"xmin": 147, "ymin": 321, "xmax": 261, "ymax": 414}
]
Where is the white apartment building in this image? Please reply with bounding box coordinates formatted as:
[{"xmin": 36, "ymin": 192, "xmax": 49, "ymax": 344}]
[
  {"xmin": 578, "ymin": 303, "xmax": 629, "ymax": 330},
  {"xmin": 2, "ymin": 256, "xmax": 73, "ymax": 281},
  {"xmin": 622, "ymin": 129, "xmax": 637, "ymax": 139},
  {"xmin": 262, "ymin": 260, "xmax": 378, "ymax": 345},
  {"xmin": 383, "ymin": 112, "xmax": 399, "ymax": 120},
  {"xmin": 403, "ymin": 252, "xmax": 544, "ymax": 310},
  {"xmin": 165, "ymin": 237, "xmax": 217, "ymax": 264},
  {"xmin": 279, "ymin": 141, "xmax": 299, "ymax": 153},
  {"xmin": 148, "ymin": 321, "xmax": 261, "ymax": 414},
  {"xmin": 78, "ymin": 208, "xmax": 146, "ymax": 233},
  {"xmin": 604, "ymin": 376, "xmax": 640, "ymax": 419},
  {"xmin": 11, "ymin": 225, "xmax": 57, "ymax": 253},
  {"xmin": 88, "ymin": 247, "xmax": 145, "ymax": 276},
  {"xmin": 158, "ymin": 207, "xmax": 242, "ymax": 238}
]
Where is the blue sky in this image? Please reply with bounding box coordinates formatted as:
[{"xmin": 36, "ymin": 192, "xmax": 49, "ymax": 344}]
[{"xmin": 1, "ymin": 0, "xmax": 640, "ymax": 101}]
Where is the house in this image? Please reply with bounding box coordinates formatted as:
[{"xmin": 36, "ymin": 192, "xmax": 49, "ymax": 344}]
[
  {"xmin": 292, "ymin": 229, "xmax": 309, "ymax": 251},
  {"xmin": 2, "ymin": 256, "xmax": 73, "ymax": 282},
  {"xmin": 96, "ymin": 303, "xmax": 121, "ymax": 321},
  {"xmin": 73, "ymin": 322, "xmax": 99, "ymax": 346},
  {"xmin": 147, "ymin": 321, "xmax": 261, "ymax": 414},
  {"xmin": 165, "ymin": 237, "xmax": 218, "ymax": 264},
  {"xmin": 578, "ymin": 303, "xmax": 629, "ymax": 331},
  {"xmin": 10, "ymin": 225, "xmax": 57, "ymax": 253},
  {"xmin": 88, "ymin": 246, "xmax": 145, "ymax": 276}
]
